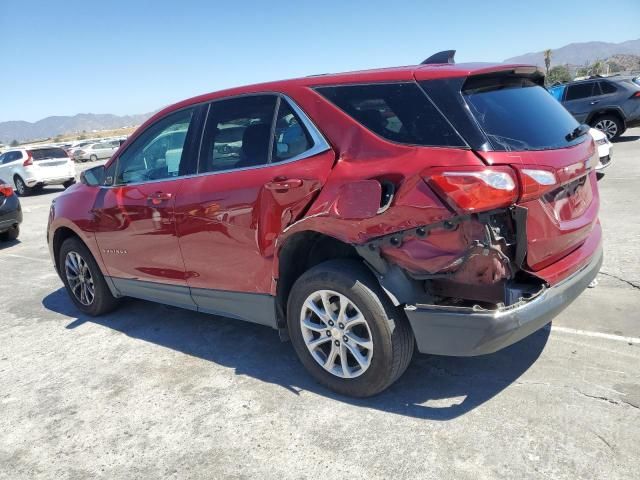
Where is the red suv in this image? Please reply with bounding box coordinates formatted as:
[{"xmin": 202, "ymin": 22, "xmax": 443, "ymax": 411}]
[{"xmin": 48, "ymin": 53, "xmax": 602, "ymax": 397}]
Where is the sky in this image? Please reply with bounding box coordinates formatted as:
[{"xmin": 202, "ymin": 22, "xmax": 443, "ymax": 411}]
[{"xmin": 1, "ymin": 0, "xmax": 639, "ymax": 122}]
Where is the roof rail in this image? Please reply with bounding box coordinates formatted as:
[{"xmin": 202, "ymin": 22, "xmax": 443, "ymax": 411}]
[{"xmin": 421, "ymin": 50, "xmax": 456, "ymax": 65}]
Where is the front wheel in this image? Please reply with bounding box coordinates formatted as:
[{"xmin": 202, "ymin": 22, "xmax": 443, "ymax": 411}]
[
  {"xmin": 89, "ymin": 154, "xmax": 98, "ymax": 162},
  {"xmin": 287, "ymin": 259, "xmax": 414, "ymax": 397},
  {"xmin": 63, "ymin": 179, "xmax": 76, "ymax": 189},
  {"xmin": 59, "ymin": 237, "xmax": 120, "ymax": 316}
]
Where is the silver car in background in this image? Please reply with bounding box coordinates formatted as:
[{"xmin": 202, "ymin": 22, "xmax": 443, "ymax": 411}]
[{"xmin": 72, "ymin": 141, "xmax": 119, "ymax": 162}]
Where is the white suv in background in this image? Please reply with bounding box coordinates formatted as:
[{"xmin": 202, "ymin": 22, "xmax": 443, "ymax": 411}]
[
  {"xmin": 0, "ymin": 147, "xmax": 75, "ymax": 196},
  {"xmin": 589, "ymin": 128, "xmax": 613, "ymax": 172}
]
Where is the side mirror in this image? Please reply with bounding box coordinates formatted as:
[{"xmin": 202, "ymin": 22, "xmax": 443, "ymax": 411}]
[{"xmin": 80, "ymin": 165, "xmax": 106, "ymax": 186}]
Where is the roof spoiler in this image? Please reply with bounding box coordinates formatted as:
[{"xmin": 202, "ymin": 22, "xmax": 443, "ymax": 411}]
[{"xmin": 421, "ymin": 50, "xmax": 456, "ymax": 65}]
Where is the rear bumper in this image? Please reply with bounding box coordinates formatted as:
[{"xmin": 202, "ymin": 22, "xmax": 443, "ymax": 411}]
[
  {"xmin": 25, "ymin": 175, "xmax": 75, "ymax": 186},
  {"xmin": 405, "ymin": 239, "xmax": 603, "ymax": 356}
]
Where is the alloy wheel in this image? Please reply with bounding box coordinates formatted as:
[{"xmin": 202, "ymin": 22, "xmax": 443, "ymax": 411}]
[
  {"xmin": 595, "ymin": 119, "xmax": 618, "ymax": 139},
  {"xmin": 65, "ymin": 251, "xmax": 95, "ymax": 306},
  {"xmin": 300, "ymin": 290, "xmax": 373, "ymax": 379},
  {"xmin": 15, "ymin": 178, "xmax": 25, "ymax": 195}
]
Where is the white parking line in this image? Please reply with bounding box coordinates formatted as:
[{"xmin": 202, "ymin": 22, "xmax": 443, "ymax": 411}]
[
  {"xmin": 551, "ymin": 325, "xmax": 640, "ymax": 345},
  {"xmin": 0, "ymin": 253, "xmax": 50, "ymax": 263}
]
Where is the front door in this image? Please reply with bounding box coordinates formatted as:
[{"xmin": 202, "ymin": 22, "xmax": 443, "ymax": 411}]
[
  {"xmin": 93, "ymin": 107, "xmax": 199, "ymax": 306},
  {"xmin": 175, "ymin": 95, "xmax": 334, "ymax": 310}
]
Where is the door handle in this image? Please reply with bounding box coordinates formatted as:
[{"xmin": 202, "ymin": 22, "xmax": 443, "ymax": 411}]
[
  {"xmin": 265, "ymin": 178, "xmax": 303, "ymax": 191},
  {"xmin": 148, "ymin": 191, "xmax": 173, "ymax": 205},
  {"xmin": 590, "ymin": 100, "xmax": 600, "ymax": 105}
]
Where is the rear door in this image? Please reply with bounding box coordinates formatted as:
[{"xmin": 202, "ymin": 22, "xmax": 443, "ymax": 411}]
[
  {"xmin": 175, "ymin": 94, "xmax": 334, "ymax": 299},
  {"xmin": 0, "ymin": 151, "xmax": 23, "ymax": 180},
  {"xmin": 563, "ymin": 81, "xmax": 597, "ymax": 122}
]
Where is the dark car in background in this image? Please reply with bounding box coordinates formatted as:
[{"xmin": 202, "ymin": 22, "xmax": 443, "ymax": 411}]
[
  {"xmin": 549, "ymin": 76, "xmax": 640, "ymax": 139},
  {"xmin": 0, "ymin": 178, "xmax": 22, "ymax": 242}
]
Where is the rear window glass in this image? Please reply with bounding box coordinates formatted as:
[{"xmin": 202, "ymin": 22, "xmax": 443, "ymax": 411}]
[
  {"xmin": 29, "ymin": 148, "xmax": 68, "ymax": 160},
  {"xmin": 463, "ymin": 77, "xmax": 583, "ymax": 151},
  {"xmin": 315, "ymin": 83, "xmax": 465, "ymax": 147}
]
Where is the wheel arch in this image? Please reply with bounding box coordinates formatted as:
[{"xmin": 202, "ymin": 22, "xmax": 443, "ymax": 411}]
[
  {"xmin": 586, "ymin": 107, "xmax": 626, "ymax": 127},
  {"xmin": 52, "ymin": 226, "xmax": 84, "ymax": 275},
  {"xmin": 274, "ymin": 231, "xmax": 360, "ymax": 333}
]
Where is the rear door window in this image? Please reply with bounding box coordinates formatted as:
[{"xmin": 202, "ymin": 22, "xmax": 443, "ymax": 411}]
[
  {"xmin": 315, "ymin": 83, "xmax": 465, "ymax": 147},
  {"xmin": 198, "ymin": 95, "xmax": 278, "ymax": 173},
  {"xmin": 272, "ymin": 100, "xmax": 313, "ymax": 162},
  {"xmin": 462, "ymin": 76, "xmax": 582, "ymax": 151},
  {"xmin": 565, "ymin": 82, "xmax": 595, "ymax": 101}
]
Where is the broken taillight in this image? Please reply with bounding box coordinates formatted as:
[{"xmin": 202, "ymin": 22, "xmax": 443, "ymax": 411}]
[
  {"xmin": 519, "ymin": 168, "xmax": 558, "ymax": 202},
  {"xmin": 426, "ymin": 166, "xmax": 518, "ymax": 212}
]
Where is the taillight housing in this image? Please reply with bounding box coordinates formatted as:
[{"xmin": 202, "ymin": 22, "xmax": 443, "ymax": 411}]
[
  {"xmin": 630, "ymin": 91, "xmax": 640, "ymax": 99},
  {"xmin": 23, "ymin": 151, "xmax": 33, "ymax": 166},
  {"xmin": 518, "ymin": 168, "xmax": 558, "ymax": 202},
  {"xmin": 0, "ymin": 183, "xmax": 14, "ymax": 197},
  {"xmin": 426, "ymin": 166, "xmax": 518, "ymax": 212}
]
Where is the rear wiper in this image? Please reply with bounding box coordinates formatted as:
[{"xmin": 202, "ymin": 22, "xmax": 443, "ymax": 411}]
[{"xmin": 565, "ymin": 124, "xmax": 590, "ymax": 141}]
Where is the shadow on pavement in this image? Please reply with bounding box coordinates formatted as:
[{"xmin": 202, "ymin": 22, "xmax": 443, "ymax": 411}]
[
  {"xmin": 612, "ymin": 135, "xmax": 639, "ymax": 143},
  {"xmin": 43, "ymin": 287, "xmax": 549, "ymax": 420},
  {"xmin": 0, "ymin": 238, "xmax": 21, "ymax": 250}
]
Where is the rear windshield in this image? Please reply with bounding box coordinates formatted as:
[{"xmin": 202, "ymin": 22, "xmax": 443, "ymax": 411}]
[
  {"xmin": 29, "ymin": 148, "xmax": 68, "ymax": 160},
  {"xmin": 462, "ymin": 77, "xmax": 583, "ymax": 151},
  {"xmin": 315, "ymin": 83, "xmax": 465, "ymax": 148}
]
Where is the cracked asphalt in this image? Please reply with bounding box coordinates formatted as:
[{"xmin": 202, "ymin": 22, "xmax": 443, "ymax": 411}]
[{"xmin": 1, "ymin": 128, "xmax": 639, "ymax": 479}]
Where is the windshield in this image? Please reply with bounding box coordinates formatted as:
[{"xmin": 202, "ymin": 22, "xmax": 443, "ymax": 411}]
[{"xmin": 463, "ymin": 78, "xmax": 583, "ymax": 151}]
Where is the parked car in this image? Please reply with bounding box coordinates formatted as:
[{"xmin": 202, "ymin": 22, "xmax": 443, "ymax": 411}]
[
  {"xmin": 48, "ymin": 53, "xmax": 603, "ymax": 397},
  {"xmin": 0, "ymin": 178, "xmax": 22, "ymax": 241},
  {"xmin": 589, "ymin": 128, "xmax": 613, "ymax": 171},
  {"xmin": 72, "ymin": 141, "xmax": 119, "ymax": 162},
  {"xmin": 548, "ymin": 77, "xmax": 640, "ymax": 139},
  {"xmin": 0, "ymin": 147, "xmax": 75, "ymax": 196}
]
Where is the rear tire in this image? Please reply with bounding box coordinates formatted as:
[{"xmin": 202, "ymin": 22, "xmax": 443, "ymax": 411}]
[
  {"xmin": 591, "ymin": 114, "xmax": 624, "ymax": 140},
  {"xmin": 63, "ymin": 179, "xmax": 76, "ymax": 189},
  {"xmin": 0, "ymin": 225, "xmax": 19, "ymax": 241},
  {"xmin": 59, "ymin": 237, "xmax": 120, "ymax": 316},
  {"xmin": 287, "ymin": 259, "xmax": 414, "ymax": 397},
  {"xmin": 90, "ymin": 154, "xmax": 98, "ymax": 162},
  {"xmin": 13, "ymin": 176, "xmax": 31, "ymax": 196}
]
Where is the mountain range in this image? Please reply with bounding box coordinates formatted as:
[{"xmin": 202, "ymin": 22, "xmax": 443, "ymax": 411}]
[
  {"xmin": 504, "ymin": 38, "xmax": 640, "ymax": 67},
  {"xmin": 3, "ymin": 38, "xmax": 639, "ymax": 143},
  {"xmin": 0, "ymin": 113, "xmax": 152, "ymax": 144}
]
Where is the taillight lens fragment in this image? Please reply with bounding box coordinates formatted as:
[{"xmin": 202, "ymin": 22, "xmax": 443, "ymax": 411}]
[
  {"xmin": 519, "ymin": 168, "xmax": 558, "ymax": 202},
  {"xmin": 427, "ymin": 167, "xmax": 518, "ymax": 212},
  {"xmin": 0, "ymin": 183, "xmax": 14, "ymax": 197}
]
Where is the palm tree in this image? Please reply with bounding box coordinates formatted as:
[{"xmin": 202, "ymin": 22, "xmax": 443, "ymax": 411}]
[{"xmin": 543, "ymin": 49, "xmax": 552, "ymax": 78}]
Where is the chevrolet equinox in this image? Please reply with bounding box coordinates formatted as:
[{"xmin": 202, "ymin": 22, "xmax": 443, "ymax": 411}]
[{"xmin": 48, "ymin": 52, "xmax": 603, "ymax": 397}]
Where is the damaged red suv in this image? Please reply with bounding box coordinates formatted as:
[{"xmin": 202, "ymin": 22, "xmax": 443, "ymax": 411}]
[{"xmin": 48, "ymin": 51, "xmax": 602, "ymax": 397}]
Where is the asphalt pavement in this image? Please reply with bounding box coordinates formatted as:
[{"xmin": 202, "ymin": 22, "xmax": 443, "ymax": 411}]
[{"xmin": 1, "ymin": 130, "xmax": 639, "ymax": 479}]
